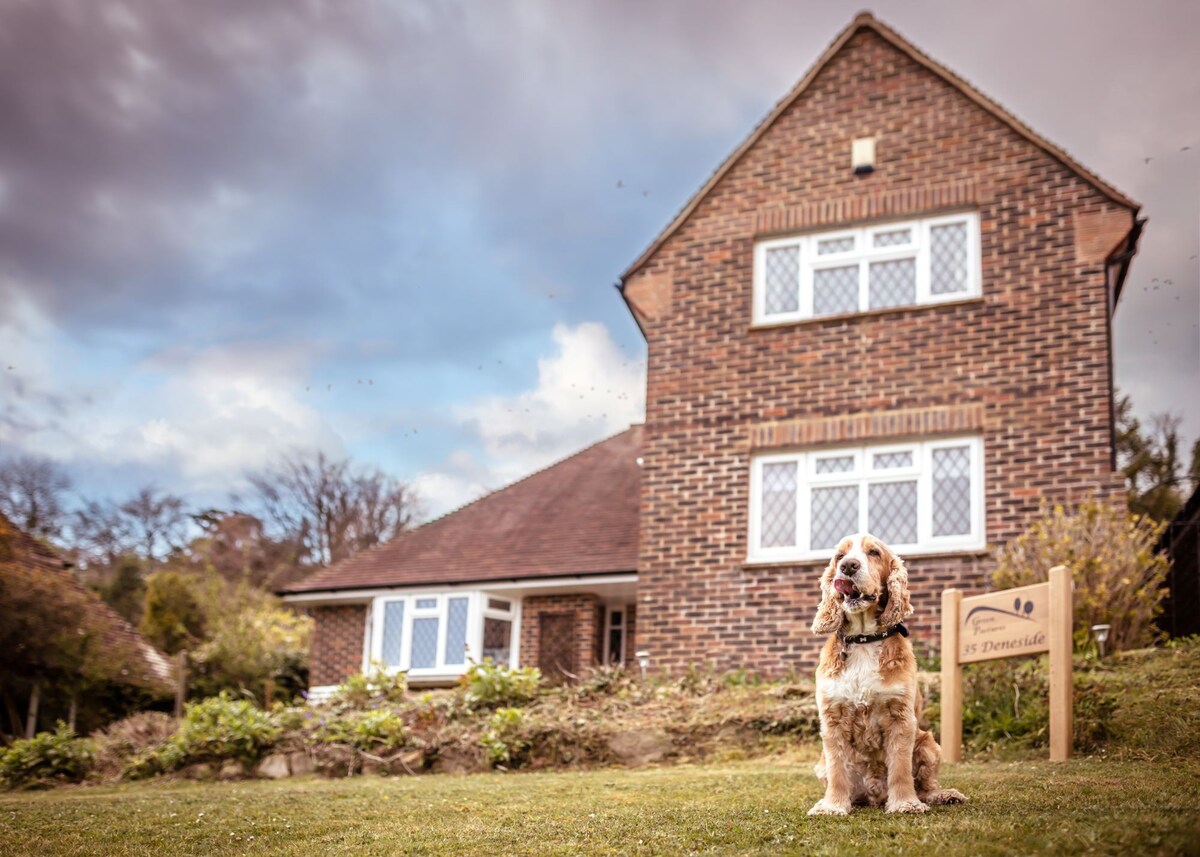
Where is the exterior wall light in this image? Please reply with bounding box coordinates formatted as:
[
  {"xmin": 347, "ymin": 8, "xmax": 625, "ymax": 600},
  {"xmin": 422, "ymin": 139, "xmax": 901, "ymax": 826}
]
[
  {"xmin": 1091, "ymin": 624, "xmax": 1111, "ymax": 658},
  {"xmin": 852, "ymin": 136, "xmax": 876, "ymax": 174}
]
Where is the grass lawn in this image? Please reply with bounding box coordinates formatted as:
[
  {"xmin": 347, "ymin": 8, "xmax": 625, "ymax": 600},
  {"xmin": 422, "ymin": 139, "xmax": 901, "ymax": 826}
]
[{"xmin": 3, "ymin": 753, "xmax": 1198, "ymax": 856}]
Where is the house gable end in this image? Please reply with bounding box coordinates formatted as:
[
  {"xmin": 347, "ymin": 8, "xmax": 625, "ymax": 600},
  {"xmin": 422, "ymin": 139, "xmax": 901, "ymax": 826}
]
[{"xmin": 620, "ymin": 12, "xmax": 1139, "ymax": 295}]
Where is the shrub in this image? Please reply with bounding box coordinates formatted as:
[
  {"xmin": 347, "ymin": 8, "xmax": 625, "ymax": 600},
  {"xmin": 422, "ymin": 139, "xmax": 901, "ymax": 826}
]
[
  {"xmin": 461, "ymin": 660, "xmax": 541, "ymax": 710},
  {"xmin": 122, "ymin": 740, "xmax": 188, "ymax": 781},
  {"xmin": 480, "ymin": 707, "xmax": 528, "ymax": 766},
  {"xmin": 992, "ymin": 499, "xmax": 1169, "ymax": 653},
  {"xmin": 315, "ymin": 709, "xmax": 407, "ymax": 751},
  {"xmin": 176, "ymin": 692, "xmax": 281, "ymax": 763},
  {"xmin": 959, "ymin": 657, "xmax": 1050, "ymax": 754},
  {"xmin": 270, "ymin": 703, "xmax": 314, "ymax": 732},
  {"xmin": 330, "ymin": 666, "xmax": 408, "ymax": 709},
  {"xmin": 927, "ymin": 655, "xmax": 1117, "ymax": 758},
  {"xmin": 188, "ymin": 582, "xmax": 312, "ymax": 701},
  {"xmin": 0, "ymin": 722, "xmax": 95, "ymax": 788},
  {"xmin": 576, "ymin": 664, "xmax": 634, "ymax": 698}
]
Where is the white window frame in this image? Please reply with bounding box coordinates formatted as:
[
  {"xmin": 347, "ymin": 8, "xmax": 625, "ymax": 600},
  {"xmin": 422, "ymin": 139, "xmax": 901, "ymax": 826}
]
[
  {"xmin": 752, "ymin": 211, "xmax": 981, "ymax": 325},
  {"xmin": 479, "ymin": 596, "xmax": 518, "ymax": 667},
  {"xmin": 747, "ymin": 435, "xmax": 985, "ymax": 562},
  {"xmin": 603, "ymin": 606, "xmax": 627, "ymax": 666},
  {"xmin": 369, "ymin": 590, "xmax": 520, "ymax": 679}
]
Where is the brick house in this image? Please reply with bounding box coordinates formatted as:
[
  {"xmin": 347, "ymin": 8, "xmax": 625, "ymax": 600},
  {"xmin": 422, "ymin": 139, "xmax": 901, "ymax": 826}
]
[
  {"xmin": 282, "ymin": 427, "xmax": 642, "ymax": 697},
  {"xmin": 283, "ymin": 13, "xmax": 1142, "ymax": 690}
]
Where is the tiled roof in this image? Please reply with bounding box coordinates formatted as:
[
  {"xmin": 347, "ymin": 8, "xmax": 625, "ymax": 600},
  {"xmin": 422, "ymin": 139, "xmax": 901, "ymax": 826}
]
[
  {"xmin": 621, "ymin": 12, "xmax": 1139, "ymax": 282},
  {"xmin": 0, "ymin": 513, "xmax": 176, "ymax": 694},
  {"xmin": 282, "ymin": 425, "xmax": 643, "ymax": 594}
]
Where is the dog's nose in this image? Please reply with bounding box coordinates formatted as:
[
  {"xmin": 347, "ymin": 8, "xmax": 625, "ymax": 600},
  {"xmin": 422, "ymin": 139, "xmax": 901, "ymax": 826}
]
[{"xmin": 839, "ymin": 557, "xmax": 860, "ymax": 576}]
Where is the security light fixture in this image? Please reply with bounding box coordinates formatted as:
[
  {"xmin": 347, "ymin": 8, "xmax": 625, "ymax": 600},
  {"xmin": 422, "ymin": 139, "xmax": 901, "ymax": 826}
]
[{"xmin": 852, "ymin": 136, "xmax": 876, "ymax": 174}]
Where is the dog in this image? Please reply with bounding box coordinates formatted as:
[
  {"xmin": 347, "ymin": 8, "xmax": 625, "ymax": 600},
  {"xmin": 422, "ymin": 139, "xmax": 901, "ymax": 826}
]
[{"xmin": 808, "ymin": 533, "xmax": 966, "ymax": 815}]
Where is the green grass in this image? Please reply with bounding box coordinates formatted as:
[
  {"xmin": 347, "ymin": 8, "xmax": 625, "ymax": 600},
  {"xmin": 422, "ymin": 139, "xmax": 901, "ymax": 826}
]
[{"xmin": 3, "ymin": 753, "xmax": 1198, "ymax": 856}]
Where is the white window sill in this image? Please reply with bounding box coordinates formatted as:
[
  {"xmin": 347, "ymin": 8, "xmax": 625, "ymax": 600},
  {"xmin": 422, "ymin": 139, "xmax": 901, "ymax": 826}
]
[
  {"xmin": 750, "ymin": 295, "xmax": 983, "ymax": 330},
  {"xmin": 742, "ymin": 545, "xmax": 991, "ymax": 570}
]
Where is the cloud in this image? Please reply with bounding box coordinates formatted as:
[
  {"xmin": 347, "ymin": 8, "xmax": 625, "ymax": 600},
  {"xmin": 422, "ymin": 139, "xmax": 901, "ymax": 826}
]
[
  {"xmin": 0, "ymin": 304, "xmax": 343, "ymax": 500},
  {"xmin": 415, "ymin": 321, "xmax": 646, "ymax": 516}
]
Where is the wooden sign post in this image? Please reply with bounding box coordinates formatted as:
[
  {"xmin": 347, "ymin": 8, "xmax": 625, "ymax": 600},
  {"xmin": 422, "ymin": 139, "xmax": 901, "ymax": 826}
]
[{"xmin": 940, "ymin": 565, "xmax": 1073, "ymax": 762}]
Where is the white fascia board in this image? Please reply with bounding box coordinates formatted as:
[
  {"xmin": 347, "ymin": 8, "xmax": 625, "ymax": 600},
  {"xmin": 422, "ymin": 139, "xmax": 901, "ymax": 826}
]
[{"xmin": 281, "ymin": 572, "xmax": 638, "ymax": 605}]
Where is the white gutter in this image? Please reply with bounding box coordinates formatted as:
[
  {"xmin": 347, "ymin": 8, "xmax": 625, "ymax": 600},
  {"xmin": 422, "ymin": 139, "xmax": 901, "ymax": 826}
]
[{"xmin": 280, "ymin": 572, "xmax": 638, "ymax": 605}]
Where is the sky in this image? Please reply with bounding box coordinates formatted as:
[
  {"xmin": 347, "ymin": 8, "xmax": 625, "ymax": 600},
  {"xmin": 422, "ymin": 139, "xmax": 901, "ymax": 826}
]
[{"xmin": 1, "ymin": 0, "xmax": 1197, "ymax": 522}]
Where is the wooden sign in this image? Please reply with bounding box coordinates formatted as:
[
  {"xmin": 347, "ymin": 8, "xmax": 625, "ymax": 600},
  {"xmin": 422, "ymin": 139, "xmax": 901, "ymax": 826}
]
[
  {"xmin": 958, "ymin": 581, "xmax": 1049, "ymax": 663},
  {"xmin": 940, "ymin": 566, "xmax": 1073, "ymax": 763}
]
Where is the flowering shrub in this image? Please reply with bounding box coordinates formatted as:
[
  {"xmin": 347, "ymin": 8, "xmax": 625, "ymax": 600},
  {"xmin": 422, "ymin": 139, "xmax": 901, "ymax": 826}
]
[{"xmin": 992, "ymin": 499, "xmax": 1169, "ymax": 653}]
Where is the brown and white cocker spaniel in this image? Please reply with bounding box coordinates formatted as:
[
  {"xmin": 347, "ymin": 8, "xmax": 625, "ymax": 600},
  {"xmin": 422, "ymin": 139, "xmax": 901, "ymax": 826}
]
[{"xmin": 808, "ymin": 533, "xmax": 966, "ymax": 815}]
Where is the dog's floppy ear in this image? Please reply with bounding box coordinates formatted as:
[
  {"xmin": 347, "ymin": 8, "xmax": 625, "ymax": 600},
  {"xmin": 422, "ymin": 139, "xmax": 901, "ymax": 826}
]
[
  {"xmin": 877, "ymin": 550, "xmax": 913, "ymax": 628},
  {"xmin": 811, "ymin": 555, "xmax": 843, "ymax": 635}
]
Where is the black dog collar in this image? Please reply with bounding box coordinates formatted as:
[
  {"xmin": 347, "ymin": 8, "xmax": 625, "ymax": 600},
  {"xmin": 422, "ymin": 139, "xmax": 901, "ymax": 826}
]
[{"xmin": 839, "ymin": 622, "xmax": 909, "ymax": 646}]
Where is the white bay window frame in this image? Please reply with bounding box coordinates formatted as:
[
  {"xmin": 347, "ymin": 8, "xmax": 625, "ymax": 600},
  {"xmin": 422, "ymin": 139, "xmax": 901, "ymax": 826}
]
[
  {"xmin": 369, "ymin": 591, "xmax": 520, "ymax": 679},
  {"xmin": 748, "ymin": 436, "xmax": 985, "ymax": 562},
  {"xmin": 752, "ymin": 212, "xmax": 981, "ymax": 325}
]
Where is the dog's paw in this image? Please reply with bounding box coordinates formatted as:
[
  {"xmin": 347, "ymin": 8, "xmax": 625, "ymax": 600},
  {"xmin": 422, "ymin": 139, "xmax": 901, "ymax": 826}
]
[
  {"xmin": 925, "ymin": 788, "xmax": 967, "ymax": 805},
  {"xmin": 807, "ymin": 799, "xmax": 851, "ymax": 816},
  {"xmin": 885, "ymin": 797, "xmax": 928, "ymax": 814}
]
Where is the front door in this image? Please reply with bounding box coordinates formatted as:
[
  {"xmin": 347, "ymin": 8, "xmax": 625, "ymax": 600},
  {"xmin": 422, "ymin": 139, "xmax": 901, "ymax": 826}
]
[{"xmin": 537, "ymin": 612, "xmax": 577, "ymax": 684}]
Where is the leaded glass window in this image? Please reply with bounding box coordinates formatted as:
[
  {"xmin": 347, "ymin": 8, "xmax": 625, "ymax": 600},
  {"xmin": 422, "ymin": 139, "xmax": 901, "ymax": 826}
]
[
  {"xmin": 751, "ymin": 437, "xmax": 982, "ymax": 558},
  {"xmin": 813, "ymin": 265, "xmax": 859, "ymax": 316},
  {"xmin": 444, "ymin": 597, "xmax": 469, "ymax": 666},
  {"xmin": 811, "ymin": 485, "xmax": 859, "ymax": 550},
  {"xmin": 760, "ymin": 462, "xmax": 797, "ymax": 548},
  {"xmin": 764, "ymin": 245, "xmax": 800, "ymax": 315},
  {"xmin": 381, "ymin": 601, "xmax": 404, "ymax": 668},
  {"xmin": 754, "ymin": 213, "xmax": 979, "ymax": 323},
  {"xmin": 932, "ymin": 446, "xmax": 972, "ymax": 536},
  {"xmin": 930, "ymin": 222, "xmax": 969, "ymax": 295},
  {"xmin": 410, "ymin": 617, "xmax": 439, "ymax": 669}
]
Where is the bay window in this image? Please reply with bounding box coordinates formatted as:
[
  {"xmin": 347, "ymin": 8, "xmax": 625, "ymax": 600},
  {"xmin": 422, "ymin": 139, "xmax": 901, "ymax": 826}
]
[{"xmin": 372, "ymin": 592, "xmax": 518, "ymax": 676}]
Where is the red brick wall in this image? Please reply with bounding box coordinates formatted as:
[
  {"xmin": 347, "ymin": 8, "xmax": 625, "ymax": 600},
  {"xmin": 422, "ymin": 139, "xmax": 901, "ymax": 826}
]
[
  {"xmin": 624, "ymin": 603, "xmax": 638, "ymax": 668},
  {"xmin": 627, "ymin": 28, "xmax": 1131, "ymax": 675},
  {"xmin": 309, "ymin": 604, "xmax": 367, "ymax": 687},
  {"xmin": 519, "ymin": 594, "xmax": 601, "ymax": 679}
]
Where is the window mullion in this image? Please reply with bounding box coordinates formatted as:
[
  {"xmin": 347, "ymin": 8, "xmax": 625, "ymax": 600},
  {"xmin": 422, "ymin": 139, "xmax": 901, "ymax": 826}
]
[
  {"xmin": 857, "ymin": 448, "xmax": 868, "ymax": 534},
  {"xmin": 918, "ymin": 442, "xmax": 933, "ymax": 546},
  {"xmin": 800, "ymin": 239, "xmax": 813, "ymax": 318},
  {"xmin": 437, "ymin": 596, "xmax": 449, "ymax": 669},
  {"xmin": 857, "ymin": 229, "xmax": 869, "ymax": 312},
  {"xmin": 797, "ymin": 456, "xmax": 810, "ymax": 553}
]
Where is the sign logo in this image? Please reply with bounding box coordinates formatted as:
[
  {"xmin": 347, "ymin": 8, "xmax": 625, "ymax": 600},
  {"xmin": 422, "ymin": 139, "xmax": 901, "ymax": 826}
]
[{"xmin": 958, "ymin": 582, "xmax": 1049, "ymax": 663}]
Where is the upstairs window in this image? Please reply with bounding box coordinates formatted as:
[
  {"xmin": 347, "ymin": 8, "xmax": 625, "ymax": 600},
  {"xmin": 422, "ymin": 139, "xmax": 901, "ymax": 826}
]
[
  {"xmin": 753, "ymin": 212, "xmax": 980, "ymax": 324},
  {"xmin": 748, "ymin": 436, "xmax": 984, "ymax": 561}
]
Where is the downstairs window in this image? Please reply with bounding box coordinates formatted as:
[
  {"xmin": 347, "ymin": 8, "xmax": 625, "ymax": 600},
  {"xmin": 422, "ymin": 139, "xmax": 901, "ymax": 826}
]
[{"xmin": 748, "ymin": 436, "xmax": 984, "ymax": 561}]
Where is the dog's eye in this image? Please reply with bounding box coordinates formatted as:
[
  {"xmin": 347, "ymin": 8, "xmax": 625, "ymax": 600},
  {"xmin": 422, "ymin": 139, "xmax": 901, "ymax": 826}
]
[
  {"xmin": 868, "ymin": 548, "xmax": 881, "ymax": 557},
  {"xmin": 835, "ymin": 553, "xmax": 845, "ymax": 561}
]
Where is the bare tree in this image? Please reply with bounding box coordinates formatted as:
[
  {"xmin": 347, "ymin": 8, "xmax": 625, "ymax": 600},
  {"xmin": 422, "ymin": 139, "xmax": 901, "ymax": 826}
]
[
  {"xmin": 0, "ymin": 454, "xmax": 72, "ymax": 540},
  {"xmin": 119, "ymin": 486, "xmax": 188, "ymax": 563},
  {"xmin": 247, "ymin": 451, "xmax": 420, "ymax": 567},
  {"xmin": 1116, "ymin": 394, "xmax": 1199, "ymax": 522},
  {"xmin": 70, "ymin": 498, "xmax": 135, "ymax": 570}
]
